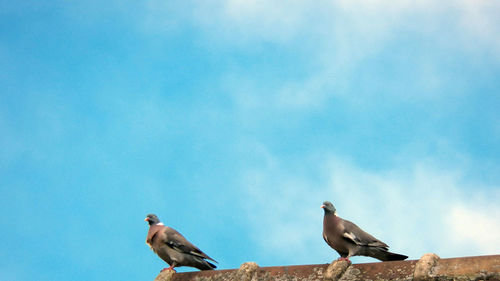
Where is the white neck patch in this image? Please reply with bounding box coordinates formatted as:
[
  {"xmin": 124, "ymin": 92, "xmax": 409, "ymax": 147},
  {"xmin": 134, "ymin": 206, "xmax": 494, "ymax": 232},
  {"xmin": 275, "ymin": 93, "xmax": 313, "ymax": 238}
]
[{"xmin": 156, "ymin": 222, "xmax": 164, "ymax": 226}]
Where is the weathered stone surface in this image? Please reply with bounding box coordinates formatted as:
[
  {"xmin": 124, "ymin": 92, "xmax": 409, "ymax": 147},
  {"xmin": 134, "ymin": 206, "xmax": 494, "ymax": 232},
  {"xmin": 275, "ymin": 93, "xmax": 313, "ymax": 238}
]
[
  {"xmin": 170, "ymin": 263, "xmax": 329, "ymax": 281},
  {"xmin": 414, "ymin": 253, "xmax": 440, "ymax": 281},
  {"xmin": 236, "ymin": 262, "xmax": 259, "ymax": 281},
  {"xmin": 154, "ymin": 269, "xmax": 175, "ymax": 281},
  {"xmin": 324, "ymin": 260, "xmax": 350, "ymax": 281},
  {"xmin": 433, "ymin": 255, "xmax": 500, "ymax": 281},
  {"xmin": 341, "ymin": 259, "xmax": 416, "ymax": 281},
  {"xmin": 156, "ymin": 254, "xmax": 499, "ymax": 281}
]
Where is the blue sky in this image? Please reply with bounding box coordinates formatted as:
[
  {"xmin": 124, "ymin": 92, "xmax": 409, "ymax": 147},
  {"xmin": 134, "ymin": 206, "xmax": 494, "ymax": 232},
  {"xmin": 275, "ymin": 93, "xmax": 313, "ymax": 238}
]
[{"xmin": 1, "ymin": 1, "xmax": 499, "ymax": 280}]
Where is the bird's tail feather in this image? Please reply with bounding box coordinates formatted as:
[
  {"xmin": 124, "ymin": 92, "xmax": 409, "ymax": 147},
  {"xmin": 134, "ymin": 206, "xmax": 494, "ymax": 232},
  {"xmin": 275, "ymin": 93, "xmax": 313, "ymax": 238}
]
[
  {"xmin": 193, "ymin": 257, "xmax": 217, "ymax": 270},
  {"xmin": 206, "ymin": 260, "xmax": 217, "ymax": 269},
  {"xmin": 366, "ymin": 247, "xmax": 408, "ymax": 261},
  {"xmin": 383, "ymin": 251, "xmax": 408, "ymax": 261}
]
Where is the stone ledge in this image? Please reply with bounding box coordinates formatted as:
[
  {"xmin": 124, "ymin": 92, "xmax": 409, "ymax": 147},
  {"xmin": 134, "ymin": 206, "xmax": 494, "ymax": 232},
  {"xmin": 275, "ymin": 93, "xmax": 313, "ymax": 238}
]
[{"xmin": 152, "ymin": 254, "xmax": 500, "ymax": 281}]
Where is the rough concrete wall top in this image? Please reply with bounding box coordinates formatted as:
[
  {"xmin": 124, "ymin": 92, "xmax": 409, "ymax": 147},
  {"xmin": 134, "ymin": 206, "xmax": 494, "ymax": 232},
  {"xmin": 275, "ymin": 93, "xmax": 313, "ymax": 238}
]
[{"xmin": 152, "ymin": 254, "xmax": 500, "ymax": 281}]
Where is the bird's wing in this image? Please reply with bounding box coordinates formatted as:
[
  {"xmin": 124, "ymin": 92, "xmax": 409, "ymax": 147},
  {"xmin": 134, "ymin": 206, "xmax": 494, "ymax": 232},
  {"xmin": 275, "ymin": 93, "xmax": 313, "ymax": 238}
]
[
  {"xmin": 341, "ymin": 219, "xmax": 388, "ymax": 248},
  {"xmin": 163, "ymin": 227, "xmax": 217, "ymax": 263}
]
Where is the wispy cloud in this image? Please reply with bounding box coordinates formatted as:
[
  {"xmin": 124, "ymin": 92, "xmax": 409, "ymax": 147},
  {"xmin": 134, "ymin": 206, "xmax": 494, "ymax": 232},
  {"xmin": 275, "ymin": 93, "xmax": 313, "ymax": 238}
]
[
  {"xmin": 192, "ymin": 0, "xmax": 312, "ymax": 45},
  {"xmin": 447, "ymin": 204, "xmax": 500, "ymax": 253},
  {"xmin": 457, "ymin": 0, "xmax": 500, "ymax": 60},
  {"xmin": 151, "ymin": 1, "xmax": 495, "ymax": 113}
]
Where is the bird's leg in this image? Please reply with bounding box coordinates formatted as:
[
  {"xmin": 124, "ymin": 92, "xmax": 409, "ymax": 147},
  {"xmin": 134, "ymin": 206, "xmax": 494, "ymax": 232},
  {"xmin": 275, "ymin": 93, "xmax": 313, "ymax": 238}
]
[
  {"xmin": 161, "ymin": 264, "xmax": 177, "ymax": 273},
  {"xmin": 337, "ymin": 257, "xmax": 351, "ymax": 262}
]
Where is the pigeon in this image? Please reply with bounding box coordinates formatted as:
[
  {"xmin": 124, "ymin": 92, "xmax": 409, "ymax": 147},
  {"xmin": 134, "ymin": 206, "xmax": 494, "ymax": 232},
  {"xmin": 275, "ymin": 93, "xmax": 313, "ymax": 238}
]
[
  {"xmin": 145, "ymin": 214, "xmax": 217, "ymax": 272},
  {"xmin": 321, "ymin": 201, "xmax": 408, "ymax": 262}
]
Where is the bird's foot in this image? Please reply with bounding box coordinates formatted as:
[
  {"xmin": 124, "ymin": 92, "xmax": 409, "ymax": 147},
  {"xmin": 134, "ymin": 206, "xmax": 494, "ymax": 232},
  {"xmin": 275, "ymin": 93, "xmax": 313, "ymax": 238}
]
[
  {"xmin": 337, "ymin": 257, "xmax": 351, "ymax": 262},
  {"xmin": 160, "ymin": 266, "xmax": 176, "ymax": 273}
]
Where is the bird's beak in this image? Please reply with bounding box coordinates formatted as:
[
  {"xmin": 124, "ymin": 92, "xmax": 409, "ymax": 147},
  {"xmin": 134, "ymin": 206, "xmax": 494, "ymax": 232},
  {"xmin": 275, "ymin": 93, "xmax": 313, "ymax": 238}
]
[
  {"xmin": 144, "ymin": 218, "xmax": 149, "ymax": 221},
  {"xmin": 321, "ymin": 205, "xmax": 325, "ymax": 208}
]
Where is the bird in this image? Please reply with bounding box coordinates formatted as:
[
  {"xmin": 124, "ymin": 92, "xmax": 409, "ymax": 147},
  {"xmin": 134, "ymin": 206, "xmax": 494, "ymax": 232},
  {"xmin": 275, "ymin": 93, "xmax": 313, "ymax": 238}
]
[
  {"xmin": 321, "ymin": 201, "xmax": 408, "ymax": 262},
  {"xmin": 144, "ymin": 213, "xmax": 217, "ymax": 272}
]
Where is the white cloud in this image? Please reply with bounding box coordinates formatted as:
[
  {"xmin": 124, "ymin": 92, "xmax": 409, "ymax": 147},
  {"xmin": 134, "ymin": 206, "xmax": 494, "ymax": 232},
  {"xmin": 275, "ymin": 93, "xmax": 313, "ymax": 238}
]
[
  {"xmin": 195, "ymin": 0, "xmax": 499, "ymax": 51},
  {"xmin": 458, "ymin": 0, "xmax": 500, "ymax": 60},
  {"xmin": 133, "ymin": 1, "xmax": 500, "ymax": 114},
  {"xmin": 187, "ymin": 1, "xmax": 499, "ymax": 109},
  {"xmin": 191, "ymin": 0, "xmax": 312, "ymax": 45},
  {"xmin": 240, "ymin": 150, "xmax": 500, "ymax": 264},
  {"xmin": 447, "ymin": 204, "xmax": 500, "ymax": 254}
]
